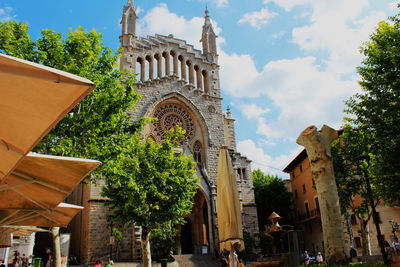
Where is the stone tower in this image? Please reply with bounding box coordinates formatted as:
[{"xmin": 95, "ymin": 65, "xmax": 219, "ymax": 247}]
[
  {"xmin": 68, "ymin": 2, "xmax": 259, "ymax": 264},
  {"xmin": 119, "ymin": 0, "xmax": 259, "ymax": 256}
]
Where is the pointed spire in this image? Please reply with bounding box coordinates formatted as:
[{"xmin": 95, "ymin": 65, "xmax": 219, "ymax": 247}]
[
  {"xmin": 127, "ymin": 0, "xmax": 135, "ymax": 7},
  {"xmin": 204, "ymin": 5, "xmax": 211, "ymax": 26},
  {"xmin": 121, "ymin": 0, "xmax": 138, "ymax": 37},
  {"xmin": 201, "ymin": 6, "xmax": 218, "ymax": 63},
  {"xmin": 226, "ymin": 106, "xmax": 231, "ymax": 117}
]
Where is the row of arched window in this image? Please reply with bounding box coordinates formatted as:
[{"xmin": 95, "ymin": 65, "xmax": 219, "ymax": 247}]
[{"xmin": 133, "ymin": 50, "xmax": 210, "ymax": 93}]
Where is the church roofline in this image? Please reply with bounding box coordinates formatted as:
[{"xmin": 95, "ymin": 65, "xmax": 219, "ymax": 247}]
[{"xmin": 128, "ymin": 33, "xmax": 219, "ymax": 67}]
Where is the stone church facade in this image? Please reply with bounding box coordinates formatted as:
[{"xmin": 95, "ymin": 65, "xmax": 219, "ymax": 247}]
[{"xmin": 67, "ymin": 1, "xmax": 258, "ymax": 264}]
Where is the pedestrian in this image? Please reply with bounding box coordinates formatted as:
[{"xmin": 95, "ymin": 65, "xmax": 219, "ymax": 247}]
[
  {"xmin": 13, "ymin": 250, "xmax": 20, "ymax": 265},
  {"xmin": 316, "ymin": 252, "xmax": 323, "ymax": 265},
  {"xmin": 104, "ymin": 260, "xmax": 114, "ymax": 267},
  {"xmin": 304, "ymin": 251, "xmax": 309, "ymax": 266},
  {"xmin": 21, "ymin": 254, "xmax": 28, "ymax": 267},
  {"xmin": 42, "ymin": 249, "xmax": 52, "ymax": 267},
  {"xmin": 393, "ymin": 237, "xmax": 400, "ymax": 253},
  {"xmin": 228, "ymin": 250, "xmax": 240, "ymax": 267},
  {"xmin": 93, "ymin": 259, "xmax": 103, "ymax": 267},
  {"xmin": 349, "ymin": 247, "xmax": 357, "ymax": 262},
  {"xmin": 219, "ymin": 252, "xmax": 228, "ymax": 267}
]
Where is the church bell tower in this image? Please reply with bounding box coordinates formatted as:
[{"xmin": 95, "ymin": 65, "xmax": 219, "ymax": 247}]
[
  {"xmin": 120, "ymin": 0, "xmax": 138, "ymax": 70},
  {"xmin": 201, "ymin": 7, "xmax": 218, "ymax": 64}
]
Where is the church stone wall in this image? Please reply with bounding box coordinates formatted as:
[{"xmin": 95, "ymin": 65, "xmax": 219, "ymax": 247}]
[{"xmin": 71, "ymin": 2, "xmax": 260, "ymax": 264}]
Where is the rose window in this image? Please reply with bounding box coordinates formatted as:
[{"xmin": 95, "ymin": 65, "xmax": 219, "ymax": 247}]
[{"xmin": 152, "ymin": 103, "xmax": 195, "ymax": 141}]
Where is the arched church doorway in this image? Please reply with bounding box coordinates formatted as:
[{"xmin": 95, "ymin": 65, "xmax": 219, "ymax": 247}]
[
  {"xmin": 180, "ymin": 219, "xmax": 193, "ymax": 254},
  {"xmin": 179, "ymin": 189, "xmax": 210, "ymax": 255}
]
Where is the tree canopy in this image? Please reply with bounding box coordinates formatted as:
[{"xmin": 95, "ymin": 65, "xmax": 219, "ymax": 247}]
[
  {"xmin": 344, "ymin": 10, "xmax": 400, "ymax": 204},
  {"xmin": 252, "ymin": 169, "xmax": 293, "ymax": 230},
  {"xmin": 332, "ymin": 126, "xmax": 379, "ymax": 256},
  {"xmin": 0, "ymin": 21, "xmax": 143, "ymax": 180},
  {"xmin": 101, "ymin": 127, "xmax": 199, "ymax": 267}
]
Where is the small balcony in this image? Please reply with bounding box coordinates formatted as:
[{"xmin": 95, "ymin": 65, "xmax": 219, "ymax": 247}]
[{"xmin": 298, "ymin": 208, "xmax": 320, "ymax": 222}]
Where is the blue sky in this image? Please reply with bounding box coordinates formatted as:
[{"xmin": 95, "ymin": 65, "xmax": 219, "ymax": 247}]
[{"xmin": 1, "ymin": 0, "xmax": 397, "ymax": 177}]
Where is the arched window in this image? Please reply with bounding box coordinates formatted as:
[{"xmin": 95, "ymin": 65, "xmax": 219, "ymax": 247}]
[{"xmin": 193, "ymin": 141, "xmax": 202, "ymax": 166}]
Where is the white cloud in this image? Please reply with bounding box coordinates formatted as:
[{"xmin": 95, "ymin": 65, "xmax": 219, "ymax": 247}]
[
  {"xmin": 237, "ymin": 139, "xmax": 302, "ymax": 177},
  {"xmin": 0, "ymin": 6, "xmax": 15, "ymax": 21},
  {"xmin": 220, "ymin": 0, "xmax": 391, "ymax": 141},
  {"xmin": 264, "ymin": 0, "xmax": 387, "ymax": 77},
  {"xmin": 238, "ymin": 8, "xmax": 278, "ymax": 29},
  {"xmin": 221, "ymin": 54, "xmax": 358, "ymax": 140},
  {"xmin": 136, "ymin": 3, "xmax": 223, "ymax": 51},
  {"xmin": 135, "ymin": 6, "xmax": 144, "ymax": 15},
  {"xmin": 271, "ymin": 30, "xmax": 285, "ymax": 39},
  {"xmin": 131, "ymin": 1, "xmax": 392, "ymax": 174},
  {"xmin": 237, "ymin": 103, "xmax": 270, "ymax": 119},
  {"xmin": 213, "ymin": 0, "xmax": 229, "ymax": 8}
]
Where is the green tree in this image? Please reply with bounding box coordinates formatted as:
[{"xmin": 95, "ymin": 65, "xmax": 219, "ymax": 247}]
[
  {"xmin": 0, "ymin": 21, "xmax": 143, "ymax": 180},
  {"xmin": 344, "ymin": 9, "xmax": 400, "ymax": 204},
  {"xmin": 252, "ymin": 169, "xmax": 293, "ymax": 230},
  {"xmin": 332, "ymin": 125, "xmax": 379, "ymax": 258},
  {"xmin": 150, "ymin": 222, "xmax": 178, "ymax": 261},
  {"xmin": 101, "ymin": 127, "xmax": 199, "ymax": 267}
]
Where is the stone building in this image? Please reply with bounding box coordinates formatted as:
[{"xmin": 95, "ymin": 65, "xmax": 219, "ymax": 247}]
[
  {"xmin": 283, "ymin": 149, "xmax": 400, "ymax": 258},
  {"xmin": 66, "ymin": 1, "xmax": 259, "ymax": 265}
]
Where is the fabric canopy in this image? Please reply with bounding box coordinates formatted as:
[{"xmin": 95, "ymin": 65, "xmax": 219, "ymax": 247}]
[
  {"xmin": 0, "ymin": 225, "xmax": 49, "ymax": 237},
  {"xmin": 217, "ymin": 147, "xmax": 244, "ymax": 252},
  {"xmin": 0, "ymin": 153, "xmax": 100, "ymax": 211},
  {"xmin": 0, "ymin": 53, "xmax": 96, "ymax": 181},
  {"xmin": 0, "ymin": 202, "xmax": 83, "ymax": 228}
]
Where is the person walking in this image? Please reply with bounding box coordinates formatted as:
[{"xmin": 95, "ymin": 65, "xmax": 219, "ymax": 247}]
[
  {"xmin": 42, "ymin": 249, "xmax": 52, "ymax": 267},
  {"xmin": 304, "ymin": 251, "xmax": 309, "ymax": 266},
  {"xmin": 349, "ymin": 247, "xmax": 357, "ymax": 262},
  {"xmin": 316, "ymin": 252, "xmax": 323, "ymax": 265},
  {"xmin": 219, "ymin": 252, "xmax": 228, "ymax": 267},
  {"xmin": 92, "ymin": 260, "xmax": 103, "ymax": 267},
  {"xmin": 393, "ymin": 237, "xmax": 400, "ymax": 253},
  {"xmin": 228, "ymin": 250, "xmax": 240, "ymax": 267}
]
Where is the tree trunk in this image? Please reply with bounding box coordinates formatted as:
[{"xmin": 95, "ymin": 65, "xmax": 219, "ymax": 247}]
[
  {"xmin": 51, "ymin": 227, "xmax": 61, "ymax": 267},
  {"xmin": 141, "ymin": 227, "xmax": 152, "ymax": 267},
  {"xmin": 297, "ymin": 125, "xmax": 347, "ymax": 264},
  {"xmin": 360, "ymin": 220, "xmax": 371, "ymax": 261}
]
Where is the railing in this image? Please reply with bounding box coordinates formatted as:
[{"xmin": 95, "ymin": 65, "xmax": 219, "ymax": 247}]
[{"xmin": 298, "ymin": 208, "xmax": 320, "ymax": 221}]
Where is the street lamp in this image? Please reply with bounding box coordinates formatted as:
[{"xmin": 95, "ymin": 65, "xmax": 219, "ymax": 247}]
[
  {"xmin": 354, "ymin": 154, "xmax": 389, "ymax": 266},
  {"xmin": 389, "ymin": 220, "xmax": 399, "ymax": 240}
]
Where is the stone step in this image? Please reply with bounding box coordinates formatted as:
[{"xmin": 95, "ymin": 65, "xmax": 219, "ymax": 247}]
[{"xmin": 173, "ymin": 254, "xmax": 219, "ymax": 267}]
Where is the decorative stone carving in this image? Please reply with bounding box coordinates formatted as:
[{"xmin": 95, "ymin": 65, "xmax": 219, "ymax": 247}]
[{"xmin": 152, "ymin": 103, "xmax": 195, "ymax": 141}]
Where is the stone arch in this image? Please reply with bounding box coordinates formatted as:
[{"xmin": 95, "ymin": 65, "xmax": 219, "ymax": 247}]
[
  {"xmin": 145, "ymin": 55, "xmax": 153, "ymax": 80},
  {"xmin": 186, "ymin": 60, "xmax": 194, "ymax": 85},
  {"xmin": 193, "ymin": 140, "xmax": 203, "ymax": 167},
  {"xmin": 180, "ymin": 187, "xmax": 213, "ymax": 254},
  {"xmin": 202, "ymin": 69, "xmax": 209, "ymax": 93},
  {"xmin": 170, "ymin": 50, "xmax": 178, "ymax": 76},
  {"xmin": 194, "ymin": 65, "xmax": 202, "ymax": 90},
  {"xmin": 137, "ymin": 57, "xmax": 145, "ymax": 82},
  {"xmin": 143, "ymin": 93, "xmax": 211, "ymax": 148}
]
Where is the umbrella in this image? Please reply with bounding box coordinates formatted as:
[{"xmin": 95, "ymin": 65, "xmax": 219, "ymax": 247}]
[
  {"xmin": 217, "ymin": 146, "xmax": 244, "ymax": 266},
  {"xmin": 0, "ymin": 225, "xmax": 50, "ymax": 237},
  {"xmin": 0, "ymin": 202, "xmax": 84, "ymax": 228},
  {"xmin": 0, "ymin": 53, "xmax": 96, "ymax": 181},
  {"xmin": 0, "ymin": 152, "xmax": 101, "ymax": 211}
]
